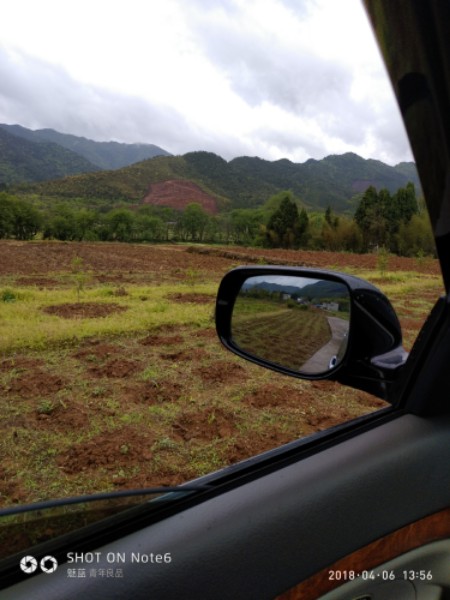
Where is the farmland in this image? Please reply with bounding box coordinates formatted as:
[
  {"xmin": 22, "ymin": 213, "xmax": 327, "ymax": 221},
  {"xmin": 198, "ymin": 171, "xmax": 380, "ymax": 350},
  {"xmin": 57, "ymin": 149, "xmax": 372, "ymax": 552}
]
[{"xmin": 0, "ymin": 241, "xmax": 443, "ymax": 534}]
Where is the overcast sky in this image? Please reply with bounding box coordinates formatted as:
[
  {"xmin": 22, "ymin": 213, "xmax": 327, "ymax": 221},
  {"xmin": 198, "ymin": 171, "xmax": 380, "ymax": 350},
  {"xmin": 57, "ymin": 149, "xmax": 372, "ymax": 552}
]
[{"xmin": 0, "ymin": 0, "xmax": 413, "ymax": 165}]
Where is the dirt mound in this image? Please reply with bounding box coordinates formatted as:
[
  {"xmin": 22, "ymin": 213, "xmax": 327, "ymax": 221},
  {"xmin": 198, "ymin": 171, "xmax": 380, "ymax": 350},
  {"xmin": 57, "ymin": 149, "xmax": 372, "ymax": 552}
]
[
  {"xmin": 58, "ymin": 425, "xmax": 155, "ymax": 474},
  {"xmin": 167, "ymin": 293, "xmax": 214, "ymax": 304},
  {"xmin": 160, "ymin": 348, "xmax": 208, "ymax": 361},
  {"xmin": 0, "ymin": 356, "xmax": 44, "ymax": 373},
  {"xmin": 195, "ymin": 360, "xmax": 246, "ymax": 384},
  {"xmin": 172, "ymin": 408, "xmax": 236, "ymax": 442},
  {"xmin": 142, "ymin": 180, "xmax": 219, "ymax": 214},
  {"xmin": 140, "ymin": 334, "xmax": 185, "ymax": 346},
  {"xmin": 88, "ymin": 358, "xmax": 142, "ymax": 378},
  {"xmin": 43, "ymin": 302, "xmax": 127, "ymax": 319},
  {"xmin": 73, "ymin": 340, "xmax": 119, "ymax": 361},
  {"xmin": 8, "ymin": 369, "xmax": 65, "ymax": 398},
  {"xmin": 122, "ymin": 380, "xmax": 184, "ymax": 404}
]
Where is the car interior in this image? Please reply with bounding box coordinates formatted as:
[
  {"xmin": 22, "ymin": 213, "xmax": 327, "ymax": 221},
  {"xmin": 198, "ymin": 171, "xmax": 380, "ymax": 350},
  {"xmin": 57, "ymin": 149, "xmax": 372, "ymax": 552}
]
[{"xmin": 1, "ymin": 1, "xmax": 449, "ymax": 599}]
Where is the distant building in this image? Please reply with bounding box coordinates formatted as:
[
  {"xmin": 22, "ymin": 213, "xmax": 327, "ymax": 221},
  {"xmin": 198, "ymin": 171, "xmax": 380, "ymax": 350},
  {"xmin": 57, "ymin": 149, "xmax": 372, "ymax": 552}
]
[{"xmin": 322, "ymin": 302, "xmax": 339, "ymax": 312}]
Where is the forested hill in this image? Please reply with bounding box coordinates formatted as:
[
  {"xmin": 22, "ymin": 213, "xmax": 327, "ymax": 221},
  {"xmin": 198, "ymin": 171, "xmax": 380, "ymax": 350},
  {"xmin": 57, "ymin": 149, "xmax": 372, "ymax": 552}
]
[
  {"xmin": 0, "ymin": 127, "xmax": 101, "ymax": 186},
  {"xmin": 0, "ymin": 124, "xmax": 171, "ymax": 172},
  {"xmin": 15, "ymin": 150, "xmax": 420, "ymax": 214}
]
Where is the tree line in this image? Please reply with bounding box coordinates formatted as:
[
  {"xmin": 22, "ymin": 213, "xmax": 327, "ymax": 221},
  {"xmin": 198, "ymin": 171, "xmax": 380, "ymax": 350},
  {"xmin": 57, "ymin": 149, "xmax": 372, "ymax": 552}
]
[{"xmin": 0, "ymin": 183, "xmax": 435, "ymax": 257}]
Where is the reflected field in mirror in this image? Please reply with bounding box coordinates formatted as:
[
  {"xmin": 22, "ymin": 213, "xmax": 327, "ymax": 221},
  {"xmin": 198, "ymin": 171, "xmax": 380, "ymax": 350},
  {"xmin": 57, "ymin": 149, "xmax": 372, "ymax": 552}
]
[{"xmin": 232, "ymin": 275, "xmax": 350, "ymax": 375}]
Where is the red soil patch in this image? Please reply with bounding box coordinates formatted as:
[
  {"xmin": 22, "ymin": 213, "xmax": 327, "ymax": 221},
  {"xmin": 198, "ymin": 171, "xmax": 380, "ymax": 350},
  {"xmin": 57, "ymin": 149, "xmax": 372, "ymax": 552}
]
[
  {"xmin": 140, "ymin": 334, "xmax": 185, "ymax": 346},
  {"xmin": 167, "ymin": 293, "xmax": 215, "ymax": 304},
  {"xmin": 7, "ymin": 369, "xmax": 65, "ymax": 398},
  {"xmin": 73, "ymin": 340, "xmax": 120, "ymax": 361},
  {"xmin": 122, "ymin": 380, "xmax": 184, "ymax": 404},
  {"xmin": 187, "ymin": 245, "xmax": 441, "ymax": 275},
  {"xmin": 88, "ymin": 358, "xmax": 142, "ymax": 378},
  {"xmin": 192, "ymin": 328, "xmax": 217, "ymax": 340},
  {"xmin": 0, "ymin": 241, "xmax": 234, "ymax": 282},
  {"xmin": 58, "ymin": 425, "xmax": 155, "ymax": 474},
  {"xmin": 160, "ymin": 348, "xmax": 208, "ymax": 361},
  {"xmin": 172, "ymin": 408, "xmax": 236, "ymax": 442},
  {"xmin": 43, "ymin": 302, "xmax": 127, "ymax": 319},
  {"xmin": 0, "ymin": 242, "xmax": 440, "ymax": 286},
  {"xmin": 15, "ymin": 277, "xmax": 59, "ymax": 287},
  {"xmin": 33, "ymin": 401, "xmax": 90, "ymax": 431},
  {"xmin": 0, "ymin": 465, "xmax": 28, "ymax": 504},
  {"xmin": 195, "ymin": 360, "xmax": 246, "ymax": 384},
  {"xmin": 0, "ymin": 356, "xmax": 44, "ymax": 373},
  {"xmin": 142, "ymin": 179, "xmax": 219, "ymax": 215}
]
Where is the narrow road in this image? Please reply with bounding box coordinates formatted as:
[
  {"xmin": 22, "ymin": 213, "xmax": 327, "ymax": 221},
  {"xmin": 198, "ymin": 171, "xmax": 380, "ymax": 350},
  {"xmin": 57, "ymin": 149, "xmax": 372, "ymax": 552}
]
[{"xmin": 300, "ymin": 316, "xmax": 348, "ymax": 374}]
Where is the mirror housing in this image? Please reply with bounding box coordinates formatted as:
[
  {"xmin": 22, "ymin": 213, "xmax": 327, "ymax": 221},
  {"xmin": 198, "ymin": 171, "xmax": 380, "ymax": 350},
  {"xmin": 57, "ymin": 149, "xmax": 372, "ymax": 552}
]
[{"xmin": 216, "ymin": 266, "xmax": 408, "ymax": 401}]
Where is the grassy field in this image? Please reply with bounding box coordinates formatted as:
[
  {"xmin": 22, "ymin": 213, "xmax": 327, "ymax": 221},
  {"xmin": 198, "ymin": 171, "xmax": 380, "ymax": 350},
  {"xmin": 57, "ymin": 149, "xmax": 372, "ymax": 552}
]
[
  {"xmin": 0, "ymin": 241, "xmax": 444, "ymax": 532},
  {"xmin": 232, "ymin": 302, "xmax": 332, "ymax": 371}
]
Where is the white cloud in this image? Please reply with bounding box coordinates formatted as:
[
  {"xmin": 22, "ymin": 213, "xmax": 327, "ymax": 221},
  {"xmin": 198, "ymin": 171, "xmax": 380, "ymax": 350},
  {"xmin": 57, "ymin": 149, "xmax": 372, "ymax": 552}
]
[{"xmin": 0, "ymin": 0, "xmax": 413, "ymax": 165}]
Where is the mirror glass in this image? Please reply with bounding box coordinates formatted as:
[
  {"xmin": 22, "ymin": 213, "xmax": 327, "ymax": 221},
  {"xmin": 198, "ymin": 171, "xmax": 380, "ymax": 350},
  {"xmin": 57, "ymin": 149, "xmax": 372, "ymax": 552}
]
[{"xmin": 231, "ymin": 275, "xmax": 350, "ymax": 375}]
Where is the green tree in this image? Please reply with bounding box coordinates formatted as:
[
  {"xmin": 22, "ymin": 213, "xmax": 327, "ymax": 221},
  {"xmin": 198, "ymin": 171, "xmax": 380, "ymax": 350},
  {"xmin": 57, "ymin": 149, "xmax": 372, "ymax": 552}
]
[
  {"xmin": 76, "ymin": 209, "xmax": 98, "ymax": 240},
  {"xmin": 397, "ymin": 213, "xmax": 436, "ymax": 256},
  {"xmin": 265, "ymin": 194, "xmax": 308, "ymax": 248},
  {"xmin": 396, "ymin": 182, "xmax": 418, "ymax": 223},
  {"xmin": 354, "ymin": 186, "xmax": 388, "ymax": 251},
  {"xmin": 177, "ymin": 203, "xmax": 210, "ymax": 241},
  {"xmin": 355, "ymin": 183, "xmax": 419, "ymax": 254},
  {"xmin": 11, "ymin": 198, "xmax": 42, "ymax": 240},
  {"xmin": 230, "ymin": 209, "xmax": 265, "ymax": 245},
  {"xmin": 325, "ymin": 205, "xmax": 339, "ymax": 228},
  {"xmin": 0, "ymin": 193, "xmax": 15, "ymax": 238},
  {"xmin": 43, "ymin": 205, "xmax": 80, "ymax": 240},
  {"xmin": 134, "ymin": 213, "xmax": 166, "ymax": 241},
  {"xmin": 105, "ymin": 209, "xmax": 134, "ymax": 241}
]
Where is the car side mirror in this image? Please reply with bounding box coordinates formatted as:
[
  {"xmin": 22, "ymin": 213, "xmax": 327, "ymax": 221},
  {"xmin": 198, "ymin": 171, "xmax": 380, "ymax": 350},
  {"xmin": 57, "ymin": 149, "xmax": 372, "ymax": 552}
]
[{"xmin": 215, "ymin": 266, "xmax": 408, "ymax": 401}]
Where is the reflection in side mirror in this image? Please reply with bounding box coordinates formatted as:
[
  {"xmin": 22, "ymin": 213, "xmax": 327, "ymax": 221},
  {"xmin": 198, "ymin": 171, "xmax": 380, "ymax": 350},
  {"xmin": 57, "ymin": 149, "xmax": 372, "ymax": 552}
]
[{"xmin": 231, "ymin": 275, "xmax": 350, "ymax": 376}]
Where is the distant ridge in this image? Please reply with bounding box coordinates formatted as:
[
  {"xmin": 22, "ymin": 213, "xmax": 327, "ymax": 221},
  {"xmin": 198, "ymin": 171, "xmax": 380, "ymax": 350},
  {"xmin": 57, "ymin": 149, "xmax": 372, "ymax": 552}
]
[
  {"xmin": 0, "ymin": 123, "xmax": 172, "ymax": 180},
  {"xmin": 0, "ymin": 127, "xmax": 101, "ymax": 185},
  {"xmin": 14, "ymin": 149, "xmax": 420, "ymax": 214}
]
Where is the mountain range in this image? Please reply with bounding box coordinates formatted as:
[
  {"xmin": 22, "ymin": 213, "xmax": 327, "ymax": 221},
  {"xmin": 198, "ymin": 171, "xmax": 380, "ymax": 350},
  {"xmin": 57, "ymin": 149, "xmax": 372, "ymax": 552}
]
[
  {"xmin": 1, "ymin": 124, "xmax": 421, "ymax": 214},
  {"xmin": 0, "ymin": 124, "xmax": 171, "ymax": 185}
]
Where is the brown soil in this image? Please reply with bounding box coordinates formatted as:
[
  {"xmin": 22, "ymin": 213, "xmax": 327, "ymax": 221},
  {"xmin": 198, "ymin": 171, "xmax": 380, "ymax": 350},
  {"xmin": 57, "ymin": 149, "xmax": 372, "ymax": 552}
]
[
  {"xmin": 0, "ymin": 241, "xmax": 234, "ymax": 282},
  {"xmin": 58, "ymin": 425, "xmax": 155, "ymax": 474},
  {"xmin": 187, "ymin": 245, "xmax": 441, "ymax": 275},
  {"xmin": 140, "ymin": 334, "xmax": 185, "ymax": 346},
  {"xmin": 7, "ymin": 369, "xmax": 66, "ymax": 398},
  {"xmin": 0, "ymin": 356, "xmax": 45, "ymax": 373},
  {"xmin": 43, "ymin": 302, "xmax": 127, "ymax": 318},
  {"xmin": 88, "ymin": 358, "xmax": 142, "ymax": 378},
  {"xmin": 0, "ymin": 241, "xmax": 440, "ymax": 287},
  {"xmin": 142, "ymin": 179, "xmax": 219, "ymax": 214},
  {"xmin": 73, "ymin": 340, "xmax": 120, "ymax": 361},
  {"xmin": 172, "ymin": 408, "xmax": 236, "ymax": 442},
  {"xmin": 160, "ymin": 348, "xmax": 208, "ymax": 361},
  {"xmin": 33, "ymin": 401, "xmax": 90, "ymax": 431},
  {"xmin": 15, "ymin": 277, "xmax": 60, "ymax": 287},
  {"xmin": 122, "ymin": 380, "xmax": 184, "ymax": 404},
  {"xmin": 167, "ymin": 293, "xmax": 215, "ymax": 304},
  {"xmin": 195, "ymin": 360, "xmax": 246, "ymax": 383}
]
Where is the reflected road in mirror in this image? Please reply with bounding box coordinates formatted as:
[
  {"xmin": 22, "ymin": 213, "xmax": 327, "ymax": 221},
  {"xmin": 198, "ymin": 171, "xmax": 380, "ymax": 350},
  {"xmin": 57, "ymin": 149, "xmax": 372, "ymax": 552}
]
[{"xmin": 231, "ymin": 275, "xmax": 350, "ymax": 375}]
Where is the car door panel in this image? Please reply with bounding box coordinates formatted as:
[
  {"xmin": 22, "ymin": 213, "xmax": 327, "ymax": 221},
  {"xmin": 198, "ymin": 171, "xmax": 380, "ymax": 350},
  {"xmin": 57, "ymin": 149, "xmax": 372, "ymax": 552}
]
[{"xmin": 3, "ymin": 414, "xmax": 449, "ymax": 600}]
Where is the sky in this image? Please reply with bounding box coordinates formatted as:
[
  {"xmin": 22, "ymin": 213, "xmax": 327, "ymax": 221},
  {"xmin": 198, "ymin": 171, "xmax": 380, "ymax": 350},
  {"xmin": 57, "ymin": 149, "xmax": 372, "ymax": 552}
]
[{"xmin": 0, "ymin": 0, "xmax": 413, "ymax": 165}]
